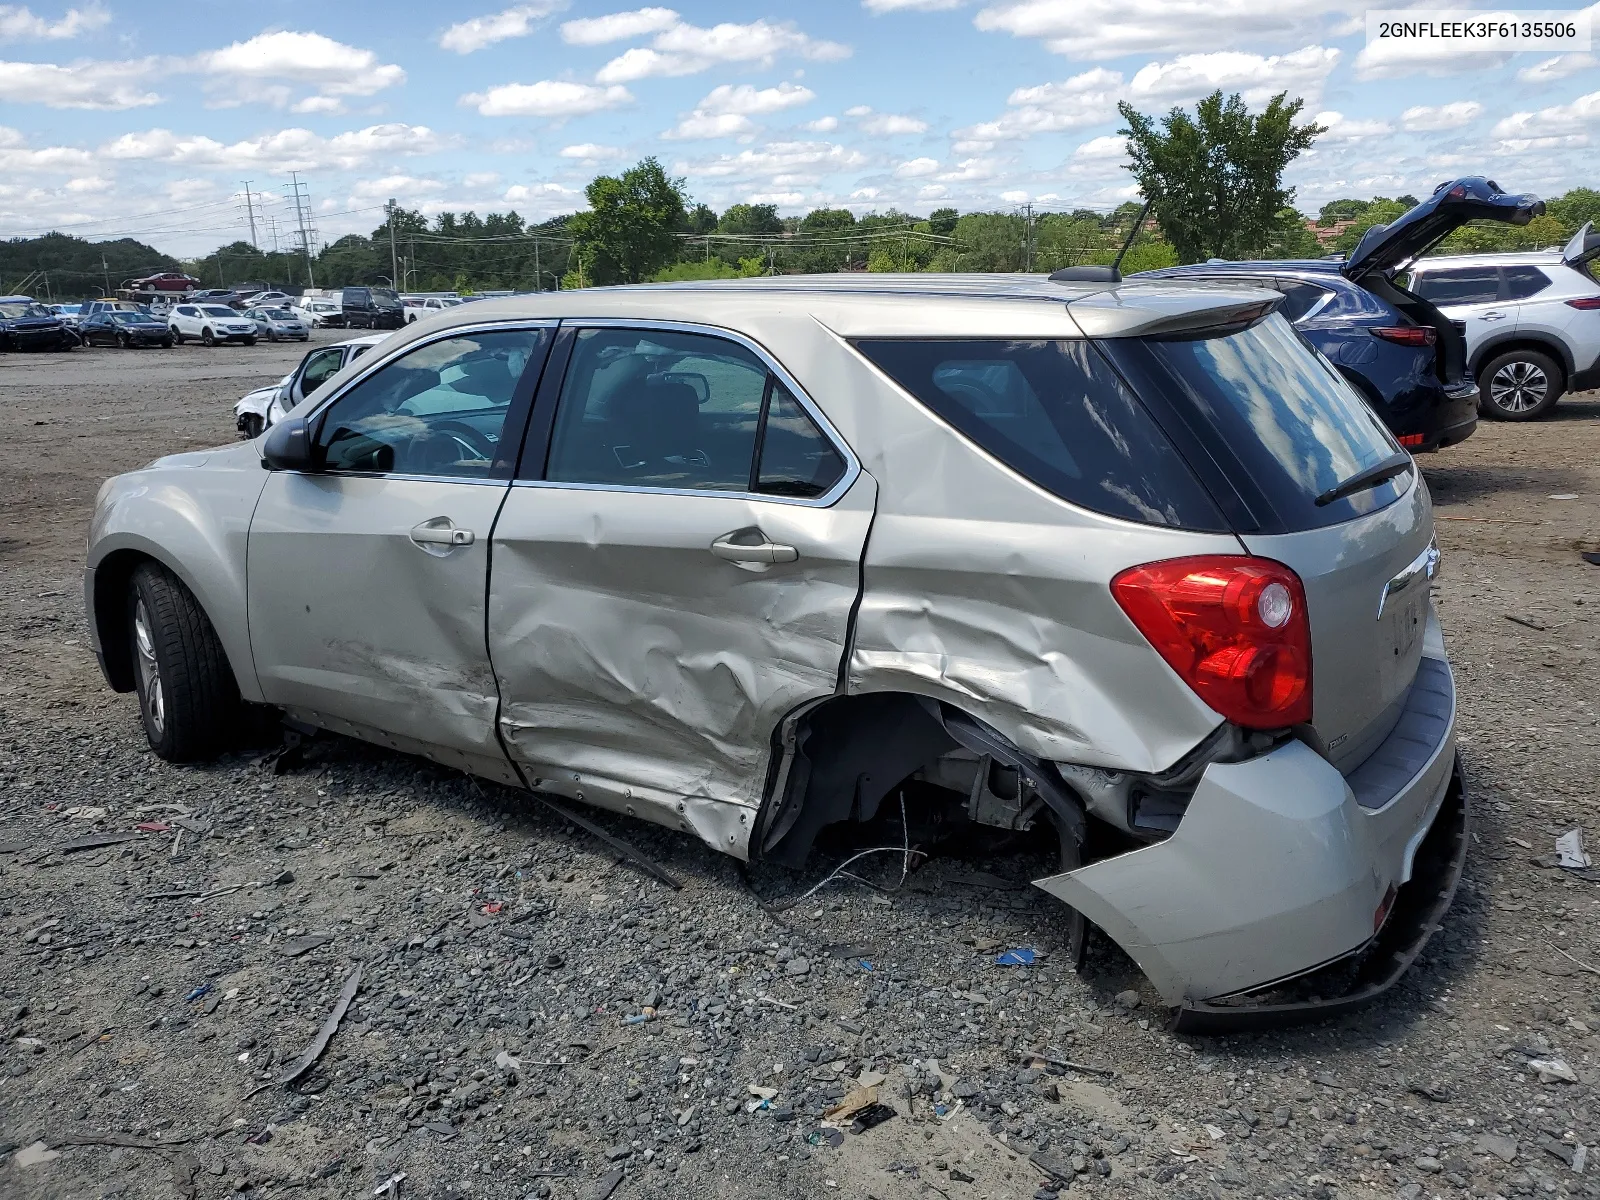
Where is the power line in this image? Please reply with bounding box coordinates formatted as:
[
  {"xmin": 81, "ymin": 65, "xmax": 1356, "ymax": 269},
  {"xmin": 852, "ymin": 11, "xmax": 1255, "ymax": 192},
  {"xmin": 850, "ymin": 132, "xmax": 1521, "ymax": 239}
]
[{"xmin": 283, "ymin": 172, "xmax": 318, "ymax": 289}]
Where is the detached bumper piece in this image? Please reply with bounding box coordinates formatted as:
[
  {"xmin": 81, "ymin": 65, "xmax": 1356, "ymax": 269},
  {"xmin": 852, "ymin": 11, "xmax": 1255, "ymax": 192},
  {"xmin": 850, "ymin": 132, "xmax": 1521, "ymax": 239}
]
[{"xmin": 1170, "ymin": 755, "xmax": 1468, "ymax": 1035}]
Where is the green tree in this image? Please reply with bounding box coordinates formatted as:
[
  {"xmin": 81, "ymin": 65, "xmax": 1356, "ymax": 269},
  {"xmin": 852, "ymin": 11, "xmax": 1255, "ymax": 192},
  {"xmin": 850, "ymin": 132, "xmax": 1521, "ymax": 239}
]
[
  {"xmin": 1331, "ymin": 199, "xmax": 1409, "ymax": 255},
  {"xmin": 718, "ymin": 203, "xmax": 782, "ymax": 236},
  {"xmin": 651, "ymin": 256, "xmax": 764, "ymax": 281},
  {"xmin": 928, "ymin": 207, "xmax": 959, "ymax": 236},
  {"xmin": 1118, "ymin": 90, "xmax": 1324, "ymax": 262},
  {"xmin": 949, "ymin": 212, "xmax": 1026, "ymax": 272},
  {"xmin": 568, "ymin": 157, "xmax": 688, "ymax": 285},
  {"xmin": 684, "ymin": 203, "xmax": 718, "ymax": 235}
]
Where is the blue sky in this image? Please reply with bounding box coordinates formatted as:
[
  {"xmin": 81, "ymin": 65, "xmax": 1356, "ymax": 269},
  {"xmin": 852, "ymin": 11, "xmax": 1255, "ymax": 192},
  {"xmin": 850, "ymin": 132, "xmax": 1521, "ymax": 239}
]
[{"xmin": 1, "ymin": 0, "xmax": 1596, "ymax": 255}]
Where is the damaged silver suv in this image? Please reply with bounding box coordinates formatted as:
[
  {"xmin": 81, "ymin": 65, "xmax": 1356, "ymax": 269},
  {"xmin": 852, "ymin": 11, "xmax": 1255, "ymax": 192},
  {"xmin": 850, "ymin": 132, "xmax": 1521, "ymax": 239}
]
[{"xmin": 84, "ymin": 275, "xmax": 1465, "ymax": 1029}]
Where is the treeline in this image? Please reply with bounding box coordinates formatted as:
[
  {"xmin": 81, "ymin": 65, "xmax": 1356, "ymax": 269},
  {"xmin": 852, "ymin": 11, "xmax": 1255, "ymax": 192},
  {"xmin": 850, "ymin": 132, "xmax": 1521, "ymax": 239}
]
[{"xmin": 0, "ymin": 232, "xmax": 182, "ymax": 300}]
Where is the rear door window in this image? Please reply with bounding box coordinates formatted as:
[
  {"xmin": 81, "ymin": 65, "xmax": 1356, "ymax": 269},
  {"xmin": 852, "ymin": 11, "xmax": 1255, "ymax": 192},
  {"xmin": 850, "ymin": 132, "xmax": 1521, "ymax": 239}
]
[
  {"xmin": 1273, "ymin": 280, "xmax": 1336, "ymax": 323},
  {"xmin": 1100, "ymin": 314, "xmax": 1406, "ymax": 531},
  {"xmin": 854, "ymin": 338, "xmax": 1226, "ymax": 531},
  {"xmin": 1504, "ymin": 265, "xmax": 1552, "ymax": 300},
  {"xmin": 1411, "ymin": 268, "xmax": 1501, "ymax": 305}
]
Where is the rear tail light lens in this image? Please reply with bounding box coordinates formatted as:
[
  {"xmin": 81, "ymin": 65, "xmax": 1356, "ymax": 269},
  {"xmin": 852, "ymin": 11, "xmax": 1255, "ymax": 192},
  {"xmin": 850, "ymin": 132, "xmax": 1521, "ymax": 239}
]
[
  {"xmin": 1371, "ymin": 325, "xmax": 1436, "ymax": 347},
  {"xmin": 1112, "ymin": 556, "xmax": 1312, "ymax": 729},
  {"xmin": 1565, "ymin": 297, "xmax": 1600, "ymax": 310},
  {"xmin": 1396, "ymin": 433, "xmax": 1425, "ymax": 448}
]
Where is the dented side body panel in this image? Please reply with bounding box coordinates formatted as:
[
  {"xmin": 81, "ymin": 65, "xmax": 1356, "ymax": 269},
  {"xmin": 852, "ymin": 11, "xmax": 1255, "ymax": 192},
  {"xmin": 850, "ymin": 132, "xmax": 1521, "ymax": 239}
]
[
  {"xmin": 1035, "ymin": 614, "xmax": 1458, "ymax": 1004},
  {"xmin": 488, "ymin": 471, "xmax": 877, "ymax": 859},
  {"xmin": 247, "ymin": 472, "xmax": 515, "ymax": 784}
]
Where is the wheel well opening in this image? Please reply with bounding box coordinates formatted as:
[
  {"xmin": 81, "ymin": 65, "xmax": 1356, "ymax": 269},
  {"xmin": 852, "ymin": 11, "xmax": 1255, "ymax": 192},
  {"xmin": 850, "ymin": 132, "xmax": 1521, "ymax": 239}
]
[
  {"xmin": 92, "ymin": 549, "xmax": 153, "ymax": 692},
  {"xmin": 1473, "ymin": 338, "xmax": 1571, "ymax": 382}
]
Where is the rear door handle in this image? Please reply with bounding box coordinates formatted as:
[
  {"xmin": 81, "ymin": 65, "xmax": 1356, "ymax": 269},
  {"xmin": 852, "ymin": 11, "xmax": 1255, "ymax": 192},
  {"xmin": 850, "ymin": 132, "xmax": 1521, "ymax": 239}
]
[
  {"xmin": 710, "ymin": 532, "xmax": 798, "ymax": 564},
  {"xmin": 410, "ymin": 518, "xmax": 475, "ymax": 550}
]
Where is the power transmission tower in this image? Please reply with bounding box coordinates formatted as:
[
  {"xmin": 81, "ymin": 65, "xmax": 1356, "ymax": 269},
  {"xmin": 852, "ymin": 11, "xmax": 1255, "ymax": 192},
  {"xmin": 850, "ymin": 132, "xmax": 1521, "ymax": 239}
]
[
  {"xmin": 283, "ymin": 172, "xmax": 318, "ymax": 288},
  {"xmin": 239, "ymin": 180, "xmax": 259, "ymax": 250}
]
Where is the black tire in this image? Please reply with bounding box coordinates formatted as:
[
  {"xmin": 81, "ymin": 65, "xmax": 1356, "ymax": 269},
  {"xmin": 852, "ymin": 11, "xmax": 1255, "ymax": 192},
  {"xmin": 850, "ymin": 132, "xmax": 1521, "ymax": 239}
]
[
  {"xmin": 127, "ymin": 561, "xmax": 240, "ymax": 761},
  {"xmin": 1478, "ymin": 348, "xmax": 1564, "ymax": 421},
  {"xmin": 118, "ymin": 333, "xmax": 130, "ymax": 349},
  {"xmin": 162, "ymin": 339, "xmax": 173, "ymax": 349},
  {"xmin": 172, "ymin": 329, "xmax": 184, "ymax": 345},
  {"xmin": 201, "ymin": 327, "xmax": 215, "ymax": 346},
  {"xmin": 240, "ymin": 413, "xmax": 264, "ymax": 439},
  {"xmin": 243, "ymin": 336, "xmax": 257, "ymax": 346}
]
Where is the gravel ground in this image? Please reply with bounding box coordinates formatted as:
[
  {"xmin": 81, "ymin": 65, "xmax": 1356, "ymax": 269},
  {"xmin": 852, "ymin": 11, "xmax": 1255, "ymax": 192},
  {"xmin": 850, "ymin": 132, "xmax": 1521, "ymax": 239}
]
[{"xmin": 1, "ymin": 339, "xmax": 1598, "ymax": 1200}]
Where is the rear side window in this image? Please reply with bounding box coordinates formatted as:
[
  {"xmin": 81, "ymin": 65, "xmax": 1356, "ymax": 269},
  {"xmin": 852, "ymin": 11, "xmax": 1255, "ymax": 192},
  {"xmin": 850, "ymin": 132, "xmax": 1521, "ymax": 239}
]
[
  {"xmin": 1101, "ymin": 314, "xmax": 1405, "ymax": 530},
  {"xmin": 1412, "ymin": 268, "xmax": 1500, "ymax": 305},
  {"xmin": 756, "ymin": 381, "xmax": 846, "ymax": 498},
  {"xmin": 1273, "ymin": 280, "xmax": 1335, "ymax": 323},
  {"xmin": 1504, "ymin": 265, "xmax": 1552, "ymax": 300},
  {"xmin": 855, "ymin": 338, "xmax": 1226, "ymax": 531}
]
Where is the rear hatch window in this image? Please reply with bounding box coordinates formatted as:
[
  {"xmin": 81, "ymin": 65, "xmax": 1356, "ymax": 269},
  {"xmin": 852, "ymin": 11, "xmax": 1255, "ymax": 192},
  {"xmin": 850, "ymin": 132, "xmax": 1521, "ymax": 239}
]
[
  {"xmin": 855, "ymin": 338, "xmax": 1228, "ymax": 531},
  {"xmin": 1099, "ymin": 314, "xmax": 1408, "ymax": 533}
]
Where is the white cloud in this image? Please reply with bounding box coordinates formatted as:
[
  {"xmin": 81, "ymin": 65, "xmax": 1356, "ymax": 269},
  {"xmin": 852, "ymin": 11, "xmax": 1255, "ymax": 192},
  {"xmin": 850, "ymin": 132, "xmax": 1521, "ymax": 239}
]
[
  {"xmin": 348, "ymin": 174, "xmax": 445, "ymax": 201},
  {"xmin": 1353, "ymin": 32, "xmax": 1510, "ymax": 80},
  {"xmin": 1000, "ymin": 188, "xmax": 1029, "ymax": 203},
  {"xmin": 0, "ymin": 124, "xmax": 92, "ymax": 172},
  {"xmin": 1073, "ymin": 133, "xmax": 1127, "ymax": 160},
  {"xmin": 678, "ymin": 139, "xmax": 868, "ymax": 186},
  {"xmin": 664, "ymin": 111, "xmax": 755, "ymax": 140},
  {"xmin": 292, "ymin": 95, "xmax": 346, "ymax": 115},
  {"xmin": 938, "ymin": 157, "xmax": 998, "ymax": 182},
  {"xmin": 560, "ymin": 7, "xmax": 679, "ymax": 45},
  {"xmin": 504, "ymin": 181, "xmax": 581, "ymax": 203},
  {"xmin": 1517, "ymin": 52, "xmax": 1598, "ymax": 85},
  {"xmin": 462, "ymin": 80, "xmax": 632, "ymax": 117},
  {"xmin": 1312, "ymin": 110, "xmax": 1393, "ymax": 142},
  {"xmin": 1399, "ymin": 100, "xmax": 1482, "ymax": 132},
  {"xmin": 973, "ymin": 0, "xmax": 1361, "ymax": 60},
  {"xmin": 559, "ymin": 142, "xmax": 624, "ymax": 160},
  {"xmin": 464, "ymin": 171, "xmax": 502, "ymax": 186},
  {"xmin": 864, "ymin": 0, "xmax": 965, "ymax": 9},
  {"xmin": 1127, "ymin": 46, "xmax": 1340, "ymax": 108},
  {"xmin": 0, "ymin": 57, "xmax": 161, "ymax": 108},
  {"xmin": 699, "ymin": 81, "xmax": 815, "ymax": 115},
  {"xmin": 851, "ymin": 107, "xmax": 929, "ymax": 135},
  {"xmin": 1492, "ymin": 89, "xmax": 1600, "ymax": 142},
  {"xmin": 595, "ymin": 18, "xmax": 849, "ymax": 83},
  {"xmin": 953, "ymin": 66, "xmax": 1122, "ymax": 144},
  {"xmin": 195, "ymin": 31, "xmax": 406, "ymax": 107},
  {"xmin": 0, "ymin": 3, "xmax": 108, "ymax": 41},
  {"xmin": 440, "ymin": 4, "xmax": 563, "ymax": 53},
  {"xmin": 99, "ymin": 122, "xmax": 449, "ymax": 173},
  {"xmin": 802, "ymin": 115, "xmax": 838, "ymax": 132},
  {"xmin": 63, "ymin": 173, "xmax": 110, "ymax": 192},
  {"xmin": 894, "ymin": 156, "xmax": 940, "ymax": 177}
]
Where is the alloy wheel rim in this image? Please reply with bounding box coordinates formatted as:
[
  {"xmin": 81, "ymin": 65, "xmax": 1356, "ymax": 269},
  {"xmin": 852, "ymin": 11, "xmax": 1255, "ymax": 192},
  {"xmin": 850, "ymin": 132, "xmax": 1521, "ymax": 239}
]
[
  {"xmin": 1490, "ymin": 360, "xmax": 1548, "ymax": 412},
  {"xmin": 133, "ymin": 598, "xmax": 165, "ymax": 736}
]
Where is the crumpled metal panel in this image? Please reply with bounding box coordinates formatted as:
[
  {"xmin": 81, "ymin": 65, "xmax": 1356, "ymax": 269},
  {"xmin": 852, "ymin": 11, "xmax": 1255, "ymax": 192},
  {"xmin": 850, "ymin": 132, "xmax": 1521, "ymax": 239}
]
[
  {"xmin": 489, "ymin": 473, "xmax": 877, "ymax": 860},
  {"xmin": 247, "ymin": 472, "xmax": 511, "ymax": 772},
  {"xmin": 86, "ymin": 441, "xmax": 269, "ymax": 701}
]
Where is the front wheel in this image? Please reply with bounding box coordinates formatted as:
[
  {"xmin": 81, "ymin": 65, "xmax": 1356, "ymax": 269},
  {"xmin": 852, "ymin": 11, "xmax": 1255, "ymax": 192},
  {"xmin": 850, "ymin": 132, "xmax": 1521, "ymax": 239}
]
[
  {"xmin": 1479, "ymin": 349, "xmax": 1564, "ymax": 421},
  {"xmin": 118, "ymin": 333, "xmax": 130, "ymax": 349},
  {"xmin": 201, "ymin": 328, "xmax": 215, "ymax": 346},
  {"xmin": 162, "ymin": 339, "xmax": 173, "ymax": 349},
  {"xmin": 171, "ymin": 329, "xmax": 184, "ymax": 344},
  {"xmin": 127, "ymin": 562, "xmax": 241, "ymax": 761},
  {"xmin": 243, "ymin": 336, "xmax": 256, "ymax": 346},
  {"xmin": 240, "ymin": 413, "xmax": 264, "ymax": 439}
]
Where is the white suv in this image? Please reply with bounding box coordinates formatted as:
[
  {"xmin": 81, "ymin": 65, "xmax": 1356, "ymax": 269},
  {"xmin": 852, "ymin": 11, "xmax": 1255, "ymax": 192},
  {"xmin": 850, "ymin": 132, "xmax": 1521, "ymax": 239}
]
[
  {"xmin": 1407, "ymin": 222, "xmax": 1600, "ymax": 420},
  {"xmin": 169, "ymin": 303, "xmax": 259, "ymax": 346}
]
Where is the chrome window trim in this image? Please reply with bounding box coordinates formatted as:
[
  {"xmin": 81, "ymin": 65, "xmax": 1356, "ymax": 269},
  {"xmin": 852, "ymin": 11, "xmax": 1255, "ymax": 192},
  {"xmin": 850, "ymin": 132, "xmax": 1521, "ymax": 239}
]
[
  {"xmin": 531, "ymin": 317, "xmax": 861, "ymax": 509},
  {"xmin": 284, "ymin": 318, "xmax": 560, "ymax": 488}
]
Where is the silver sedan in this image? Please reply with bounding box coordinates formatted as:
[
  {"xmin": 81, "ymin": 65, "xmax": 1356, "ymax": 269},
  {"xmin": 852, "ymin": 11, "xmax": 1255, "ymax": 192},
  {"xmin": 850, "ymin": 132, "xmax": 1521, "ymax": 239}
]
[
  {"xmin": 84, "ymin": 276, "xmax": 1465, "ymax": 1027},
  {"xmin": 246, "ymin": 306, "xmax": 309, "ymax": 342}
]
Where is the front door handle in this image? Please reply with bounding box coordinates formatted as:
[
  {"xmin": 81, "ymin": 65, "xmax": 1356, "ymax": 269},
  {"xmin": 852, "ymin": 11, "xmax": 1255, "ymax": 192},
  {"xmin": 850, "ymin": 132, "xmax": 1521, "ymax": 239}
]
[
  {"xmin": 410, "ymin": 518, "xmax": 475, "ymax": 552},
  {"xmin": 710, "ymin": 531, "xmax": 798, "ymax": 564},
  {"xmin": 1479, "ymin": 310, "xmax": 1508, "ymax": 321}
]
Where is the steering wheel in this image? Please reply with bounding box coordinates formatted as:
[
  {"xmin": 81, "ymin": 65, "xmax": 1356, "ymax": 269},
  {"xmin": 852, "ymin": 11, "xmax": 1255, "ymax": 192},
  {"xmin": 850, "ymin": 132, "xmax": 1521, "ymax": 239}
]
[{"xmin": 426, "ymin": 419, "xmax": 497, "ymax": 462}]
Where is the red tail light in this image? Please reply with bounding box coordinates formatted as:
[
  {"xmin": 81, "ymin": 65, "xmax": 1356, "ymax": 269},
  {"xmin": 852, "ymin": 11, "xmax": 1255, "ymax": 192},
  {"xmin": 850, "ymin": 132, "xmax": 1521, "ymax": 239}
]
[
  {"xmin": 1565, "ymin": 297, "xmax": 1600, "ymax": 310},
  {"xmin": 1396, "ymin": 433, "xmax": 1425, "ymax": 448},
  {"xmin": 1371, "ymin": 325, "xmax": 1436, "ymax": 347},
  {"xmin": 1112, "ymin": 556, "xmax": 1312, "ymax": 729}
]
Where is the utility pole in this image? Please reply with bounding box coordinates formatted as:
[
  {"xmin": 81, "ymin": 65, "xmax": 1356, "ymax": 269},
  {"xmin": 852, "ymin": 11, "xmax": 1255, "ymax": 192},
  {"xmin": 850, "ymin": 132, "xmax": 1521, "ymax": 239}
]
[
  {"xmin": 101, "ymin": 254, "xmax": 111, "ymax": 297},
  {"xmin": 240, "ymin": 180, "xmax": 259, "ymax": 250},
  {"xmin": 284, "ymin": 172, "xmax": 317, "ymax": 289},
  {"xmin": 386, "ymin": 199, "xmax": 399, "ymax": 289},
  {"xmin": 1020, "ymin": 202, "xmax": 1035, "ymax": 273},
  {"xmin": 533, "ymin": 236, "xmax": 541, "ymax": 292}
]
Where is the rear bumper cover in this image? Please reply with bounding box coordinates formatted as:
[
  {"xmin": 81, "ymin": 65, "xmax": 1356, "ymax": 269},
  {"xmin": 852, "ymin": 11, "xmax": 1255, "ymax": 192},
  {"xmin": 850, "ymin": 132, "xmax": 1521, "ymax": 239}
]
[{"xmin": 1035, "ymin": 649, "xmax": 1461, "ymax": 1023}]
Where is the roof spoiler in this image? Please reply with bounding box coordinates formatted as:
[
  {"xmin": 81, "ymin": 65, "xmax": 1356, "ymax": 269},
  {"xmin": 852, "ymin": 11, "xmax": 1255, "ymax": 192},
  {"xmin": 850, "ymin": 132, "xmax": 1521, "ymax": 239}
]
[{"xmin": 1049, "ymin": 199, "xmax": 1154, "ymax": 286}]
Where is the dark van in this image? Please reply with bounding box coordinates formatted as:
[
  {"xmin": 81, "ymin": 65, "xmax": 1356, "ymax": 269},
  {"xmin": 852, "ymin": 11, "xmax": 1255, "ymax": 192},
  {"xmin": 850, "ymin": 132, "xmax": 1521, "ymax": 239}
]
[{"xmin": 341, "ymin": 286, "xmax": 405, "ymax": 330}]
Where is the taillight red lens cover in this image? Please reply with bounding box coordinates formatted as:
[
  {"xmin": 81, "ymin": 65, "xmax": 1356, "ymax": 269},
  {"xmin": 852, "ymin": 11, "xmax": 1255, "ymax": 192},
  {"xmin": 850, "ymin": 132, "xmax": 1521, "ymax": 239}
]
[
  {"xmin": 1112, "ymin": 556, "xmax": 1312, "ymax": 729},
  {"xmin": 1371, "ymin": 325, "xmax": 1436, "ymax": 347},
  {"xmin": 1565, "ymin": 297, "xmax": 1600, "ymax": 310}
]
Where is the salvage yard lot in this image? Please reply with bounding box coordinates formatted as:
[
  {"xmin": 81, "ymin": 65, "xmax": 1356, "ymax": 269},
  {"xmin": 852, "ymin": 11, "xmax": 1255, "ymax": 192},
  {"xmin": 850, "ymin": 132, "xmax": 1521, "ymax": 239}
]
[{"xmin": 0, "ymin": 342, "xmax": 1598, "ymax": 1200}]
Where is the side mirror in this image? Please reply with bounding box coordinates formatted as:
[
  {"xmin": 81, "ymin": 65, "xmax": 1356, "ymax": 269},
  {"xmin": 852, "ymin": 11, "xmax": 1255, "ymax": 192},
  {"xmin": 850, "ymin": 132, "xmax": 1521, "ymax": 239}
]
[{"xmin": 259, "ymin": 415, "xmax": 319, "ymax": 471}]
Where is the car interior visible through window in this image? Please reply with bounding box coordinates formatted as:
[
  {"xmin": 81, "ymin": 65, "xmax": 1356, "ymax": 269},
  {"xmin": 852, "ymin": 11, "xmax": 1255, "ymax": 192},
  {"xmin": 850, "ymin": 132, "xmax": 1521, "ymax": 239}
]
[
  {"xmin": 1411, "ymin": 268, "xmax": 1500, "ymax": 305},
  {"xmin": 314, "ymin": 329, "xmax": 545, "ymax": 479}
]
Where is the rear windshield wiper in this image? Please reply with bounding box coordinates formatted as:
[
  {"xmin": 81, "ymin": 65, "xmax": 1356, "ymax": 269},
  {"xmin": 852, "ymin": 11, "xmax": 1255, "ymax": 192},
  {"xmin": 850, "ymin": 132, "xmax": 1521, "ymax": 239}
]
[{"xmin": 1314, "ymin": 451, "xmax": 1413, "ymax": 507}]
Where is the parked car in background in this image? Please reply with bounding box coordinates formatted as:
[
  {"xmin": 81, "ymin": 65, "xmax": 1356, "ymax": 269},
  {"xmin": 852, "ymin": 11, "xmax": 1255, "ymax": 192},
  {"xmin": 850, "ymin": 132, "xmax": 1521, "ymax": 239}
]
[
  {"xmin": 0, "ymin": 296, "xmax": 74, "ymax": 351},
  {"xmin": 97, "ymin": 275, "xmax": 1466, "ymax": 1027},
  {"xmin": 1136, "ymin": 177, "xmax": 1545, "ymax": 452},
  {"xmin": 240, "ymin": 290, "xmax": 295, "ymax": 309},
  {"xmin": 341, "ymin": 285, "xmax": 405, "ymax": 329},
  {"xmin": 292, "ymin": 298, "xmax": 345, "ymax": 328},
  {"xmin": 232, "ymin": 332, "xmax": 392, "ymax": 438},
  {"xmin": 83, "ymin": 300, "xmax": 152, "ymax": 319},
  {"xmin": 169, "ymin": 303, "xmax": 258, "ymax": 346},
  {"xmin": 188, "ymin": 289, "xmax": 248, "ymax": 309},
  {"xmin": 80, "ymin": 309, "xmax": 173, "ymax": 349},
  {"xmin": 1404, "ymin": 222, "xmax": 1600, "ymax": 420},
  {"xmin": 404, "ymin": 296, "xmax": 464, "ymax": 323},
  {"xmin": 245, "ymin": 306, "xmax": 309, "ymax": 342},
  {"xmin": 49, "ymin": 303, "xmax": 83, "ymax": 329}
]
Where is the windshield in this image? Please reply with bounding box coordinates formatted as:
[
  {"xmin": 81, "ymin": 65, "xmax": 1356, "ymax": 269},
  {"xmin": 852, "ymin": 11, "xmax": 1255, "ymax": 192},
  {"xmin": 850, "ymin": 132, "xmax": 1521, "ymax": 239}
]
[
  {"xmin": 110, "ymin": 312, "xmax": 148, "ymax": 324},
  {"xmin": 264, "ymin": 308, "xmax": 295, "ymax": 319},
  {"xmin": 1101, "ymin": 314, "xmax": 1406, "ymax": 530},
  {"xmin": 0, "ymin": 302, "xmax": 51, "ymax": 318},
  {"xmin": 201, "ymin": 305, "xmax": 237, "ymax": 318}
]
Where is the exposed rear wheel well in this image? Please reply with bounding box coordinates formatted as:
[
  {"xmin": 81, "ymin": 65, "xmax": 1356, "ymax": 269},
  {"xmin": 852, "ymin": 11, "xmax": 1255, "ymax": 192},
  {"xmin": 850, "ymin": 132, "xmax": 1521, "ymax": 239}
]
[
  {"xmin": 1471, "ymin": 337, "xmax": 1572, "ymax": 383},
  {"xmin": 93, "ymin": 549, "xmax": 153, "ymax": 691}
]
